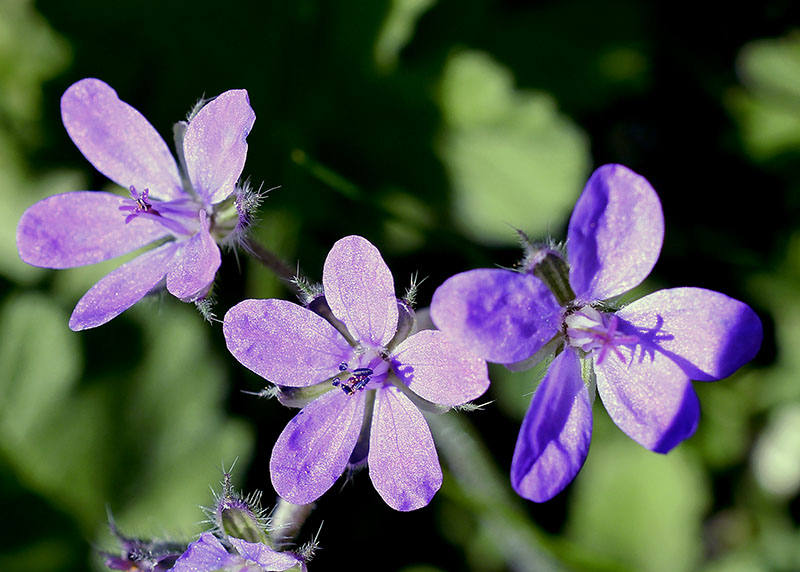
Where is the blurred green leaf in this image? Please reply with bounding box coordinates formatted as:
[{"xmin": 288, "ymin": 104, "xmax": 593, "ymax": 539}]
[
  {"xmin": 0, "ymin": 294, "xmax": 81, "ymax": 440},
  {"xmin": 374, "ymin": 0, "xmax": 436, "ymax": 72},
  {"xmin": 0, "ymin": 295, "xmax": 253, "ymax": 544},
  {"xmin": 437, "ymin": 50, "xmax": 590, "ymax": 245},
  {"xmin": 0, "ymin": 0, "xmax": 71, "ymax": 144},
  {"xmin": 103, "ymin": 304, "xmax": 255, "ymax": 537},
  {"xmin": 730, "ymin": 33, "xmax": 800, "ymax": 160},
  {"xmin": 692, "ymin": 376, "xmax": 754, "ymax": 469},
  {"xmin": 751, "ymin": 403, "xmax": 800, "ymax": 498},
  {"xmin": 567, "ymin": 414, "xmax": 709, "ymax": 572}
]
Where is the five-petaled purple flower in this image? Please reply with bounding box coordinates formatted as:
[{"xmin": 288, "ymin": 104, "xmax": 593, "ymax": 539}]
[
  {"xmin": 170, "ymin": 533, "xmax": 305, "ymax": 572},
  {"xmin": 430, "ymin": 164, "xmax": 762, "ymax": 502},
  {"xmin": 16, "ymin": 78, "xmax": 255, "ymax": 330},
  {"xmin": 223, "ymin": 235, "xmax": 490, "ymax": 511}
]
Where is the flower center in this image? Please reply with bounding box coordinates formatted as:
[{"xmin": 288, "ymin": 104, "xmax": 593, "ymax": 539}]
[
  {"xmin": 564, "ymin": 306, "xmax": 638, "ymax": 365},
  {"xmin": 118, "ymin": 185, "xmax": 202, "ymax": 236},
  {"xmin": 331, "ymin": 351, "xmax": 390, "ymax": 396}
]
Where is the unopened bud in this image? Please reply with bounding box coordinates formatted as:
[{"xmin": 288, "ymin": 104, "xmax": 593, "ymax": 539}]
[
  {"xmin": 519, "ymin": 238, "xmax": 574, "ymax": 306},
  {"xmin": 215, "ymin": 473, "xmax": 270, "ymax": 545}
]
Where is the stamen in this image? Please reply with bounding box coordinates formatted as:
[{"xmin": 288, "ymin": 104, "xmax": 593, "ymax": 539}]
[
  {"xmin": 120, "ymin": 185, "xmax": 159, "ymax": 223},
  {"xmin": 565, "ymin": 306, "xmax": 639, "ymax": 365},
  {"xmin": 331, "ymin": 364, "xmax": 374, "ymax": 395}
]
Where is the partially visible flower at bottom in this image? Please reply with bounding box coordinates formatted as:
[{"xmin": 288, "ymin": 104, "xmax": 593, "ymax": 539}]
[
  {"xmin": 102, "ymin": 520, "xmax": 184, "ymax": 572},
  {"xmin": 170, "ymin": 533, "xmax": 305, "ymax": 572}
]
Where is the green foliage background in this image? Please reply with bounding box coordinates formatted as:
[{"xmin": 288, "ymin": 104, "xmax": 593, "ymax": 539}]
[{"xmin": 0, "ymin": 0, "xmax": 798, "ymax": 570}]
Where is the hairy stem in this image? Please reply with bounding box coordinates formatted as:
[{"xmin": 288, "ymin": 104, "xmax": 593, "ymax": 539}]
[
  {"xmin": 270, "ymin": 498, "xmax": 315, "ymax": 548},
  {"xmin": 241, "ymin": 236, "xmax": 301, "ymax": 296}
]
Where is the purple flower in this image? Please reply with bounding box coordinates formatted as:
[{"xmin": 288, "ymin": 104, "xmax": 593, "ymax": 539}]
[
  {"xmin": 16, "ymin": 78, "xmax": 255, "ymax": 330},
  {"xmin": 430, "ymin": 164, "xmax": 762, "ymax": 502},
  {"xmin": 223, "ymin": 235, "xmax": 490, "ymax": 511},
  {"xmin": 170, "ymin": 533, "xmax": 305, "ymax": 572}
]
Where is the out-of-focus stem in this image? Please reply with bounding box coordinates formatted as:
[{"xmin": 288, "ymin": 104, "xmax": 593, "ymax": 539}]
[
  {"xmin": 241, "ymin": 236, "xmax": 302, "ymax": 296},
  {"xmin": 270, "ymin": 498, "xmax": 315, "ymax": 548}
]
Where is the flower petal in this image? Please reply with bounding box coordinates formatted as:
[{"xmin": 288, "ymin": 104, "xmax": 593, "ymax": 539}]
[
  {"xmin": 616, "ymin": 287, "xmax": 762, "ymax": 381},
  {"xmin": 183, "ymin": 89, "xmax": 256, "ymax": 205},
  {"xmin": 595, "ymin": 337, "xmax": 700, "ymax": 453},
  {"xmin": 391, "ymin": 329, "xmax": 489, "ymax": 406},
  {"xmin": 229, "ymin": 537, "xmax": 305, "ymax": 571},
  {"xmin": 170, "ymin": 533, "xmax": 236, "ymax": 572},
  {"xmin": 368, "ymin": 385, "xmax": 442, "ymax": 511},
  {"xmin": 223, "ymin": 299, "xmax": 353, "ymax": 387},
  {"xmin": 165, "ymin": 212, "xmax": 220, "ymax": 301},
  {"xmin": 567, "ymin": 164, "xmax": 664, "ymax": 301},
  {"xmin": 322, "ymin": 235, "xmax": 398, "ymax": 347},
  {"xmin": 510, "ymin": 348, "xmax": 592, "ymax": 502},
  {"xmin": 16, "ymin": 191, "xmax": 168, "ymax": 268},
  {"xmin": 430, "ymin": 268, "xmax": 561, "ymax": 364},
  {"xmin": 61, "ymin": 78, "xmax": 183, "ymax": 201},
  {"xmin": 270, "ymin": 390, "xmax": 365, "ymax": 505},
  {"xmin": 69, "ymin": 241, "xmax": 178, "ymax": 331}
]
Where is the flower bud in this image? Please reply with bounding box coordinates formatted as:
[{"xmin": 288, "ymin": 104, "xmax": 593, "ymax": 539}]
[{"xmin": 214, "ymin": 473, "xmax": 270, "ymax": 545}]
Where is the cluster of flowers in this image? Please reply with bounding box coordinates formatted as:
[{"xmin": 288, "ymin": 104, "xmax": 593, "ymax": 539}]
[{"xmin": 16, "ymin": 79, "xmax": 762, "ymax": 567}]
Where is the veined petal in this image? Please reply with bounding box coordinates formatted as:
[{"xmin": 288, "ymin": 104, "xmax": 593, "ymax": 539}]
[
  {"xmin": 616, "ymin": 287, "xmax": 762, "ymax": 381},
  {"xmin": 368, "ymin": 385, "xmax": 442, "ymax": 511},
  {"xmin": 165, "ymin": 212, "xmax": 220, "ymax": 301},
  {"xmin": 596, "ymin": 338, "xmax": 700, "ymax": 453},
  {"xmin": 183, "ymin": 89, "xmax": 255, "ymax": 205},
  {"xmin": 322, "ymin": 235, "xmax": 398, "ymax": 347},
  {"xmin": 69, "ymin": 241, "xmax": 178, "ymax": 331},
  {"xmin": 391, "ymin": 329, "xmax": 489, "ymax": 406},
  {"xmin": 170, "ymin": 533, "xmax": 236, "ymax": 572},
  {"xmin": 229, "ymin": 538, "xmax": 306, "ymax": 572},
  {"xmin": 430, "ymin": 268, "xmax": 561, "ymax": 364},
  {"xmin": 61, "ymin": 78, "xmax": 183, "ymax": 201},
  {"xmin": 223, "ymin": 299, "xmax": 353, "ymax": 387},
  {"xmin": 511, "ymin": 348, "xmax": 592, "ymax": 502},
  {"xmin": 16, "ymin": 191, "xmax": 168, "ymax": 268},
  {"xmin": 270, "ymin": 390, "xmax": 365, "ymax": 505},
  {"xmin": 567, "ymin": 164, "xmax": 664, "ymax": 301}
]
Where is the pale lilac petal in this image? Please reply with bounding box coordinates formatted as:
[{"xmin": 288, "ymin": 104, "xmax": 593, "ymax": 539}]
[
  {"xmin": 430, "ymin": 268, "xmax": 561, "ymax": 364},
  {"xmin": 183, "ymin": 89, "xmax": 256, "ymax": 205},
  {"xmin": 223, "ymin": 299, "xmax": 353, "ymax": 387},
  {"xmin": 230, "ymin": 537, "xmax": 305, "ymax": 571},
  {"xmin": 567, "ymin": 164, "xmax": 664, "ymax": 301},
  {"xmin": 595, "ymin": 337, "xmax": 700, "ymax": 453},
  {"xmin": 165, "ymin": 212, "xmax": 220, "ymax": 301},
  {"xmin": 61, "ymin": 78, "xmax": 183, "ymax": 201},
  {"xmin": 16, "ymin": 191, "xmax": 168, "ymax": 268},
  {"xmin": 391, "ymin": 329, "xmax": 489, "ymax": 406},
  {"xmin": 617, "ymin": 287, "xmax": 762, "ymax": 381},
  {"xmin": 69, "ymin": 242, "xmax": 178, "ymax": 331},
  {"xmin": 322, "ymin": 235, "xmax": 398, "ymax": 347},
  {"xmin": 270, "ymin": 390, "xmax": 365, "ymax": 504},
  {"xmin": 510, "ymin": 348, "xmax": 592, "ymax": 502},
  {"xmin": 368, "ymin": 385, "xmax": 442, "ymax": 511},
  {"xmin": 170, "ymin": 533, "xmax": 236, "ymax": 572}
]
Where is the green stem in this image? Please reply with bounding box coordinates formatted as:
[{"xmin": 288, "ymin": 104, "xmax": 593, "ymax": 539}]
[
  {"xmin": 270, "ymin": 498, "xmax": 315, "ymax": 548},
  {"xmin": 241, "ymin": 236, "xmax": 302, "ymax": 297}
]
